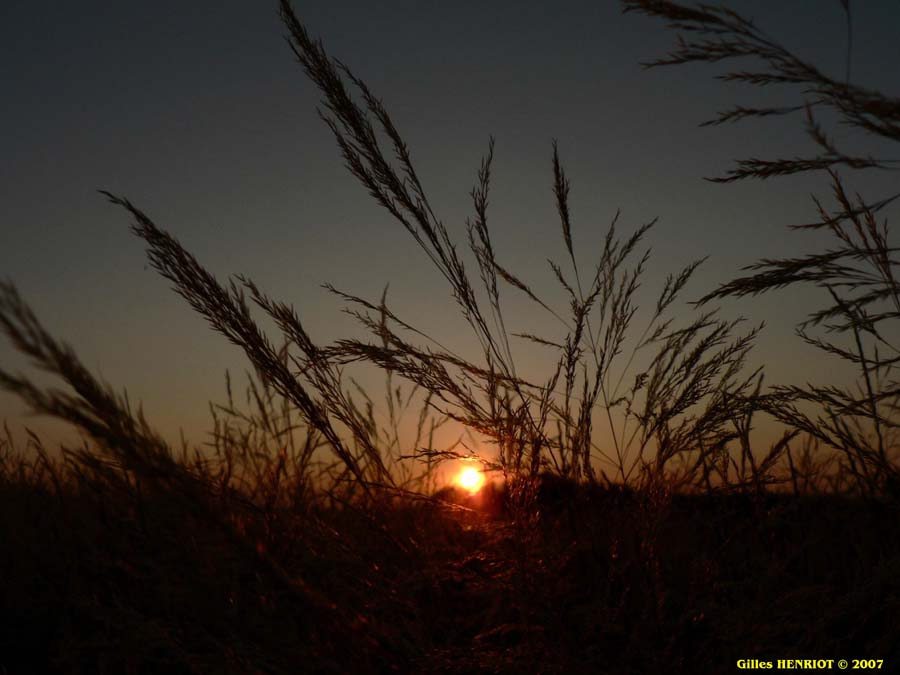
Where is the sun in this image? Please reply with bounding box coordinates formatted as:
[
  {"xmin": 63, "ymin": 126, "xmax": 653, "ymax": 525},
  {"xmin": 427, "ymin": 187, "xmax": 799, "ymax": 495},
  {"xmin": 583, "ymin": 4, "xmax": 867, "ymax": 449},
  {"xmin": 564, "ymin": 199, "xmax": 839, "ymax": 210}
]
[{"xmin": 457, "ymin": 467, "xmax": 485, "ymax": 493}]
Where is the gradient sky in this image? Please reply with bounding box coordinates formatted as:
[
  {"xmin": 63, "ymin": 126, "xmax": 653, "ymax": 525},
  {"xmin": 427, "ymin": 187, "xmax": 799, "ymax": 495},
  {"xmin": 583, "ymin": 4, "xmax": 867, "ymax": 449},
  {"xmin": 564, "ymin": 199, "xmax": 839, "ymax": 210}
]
[{"xmin": 3, "ymin": 1, "xmax": 900, "ymax": 452}]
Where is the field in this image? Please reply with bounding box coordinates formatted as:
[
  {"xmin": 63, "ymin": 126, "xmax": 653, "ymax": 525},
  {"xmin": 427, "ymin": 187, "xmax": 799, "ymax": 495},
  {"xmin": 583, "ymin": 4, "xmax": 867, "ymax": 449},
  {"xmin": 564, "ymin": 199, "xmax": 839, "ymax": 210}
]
[
  {"xmin": 3, "ymin": 453, "xmax": 899, "ymax": 672},
  {"xmin": 2, "ymin": 1, "xmax": 900, "ymax": 672}
]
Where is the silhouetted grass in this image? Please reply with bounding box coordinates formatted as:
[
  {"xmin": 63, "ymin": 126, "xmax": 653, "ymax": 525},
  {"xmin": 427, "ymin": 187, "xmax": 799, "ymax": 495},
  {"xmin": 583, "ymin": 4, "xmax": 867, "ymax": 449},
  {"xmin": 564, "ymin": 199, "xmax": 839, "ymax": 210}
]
[
  {"xmin": 627, "ymin": 0, "xmax": 900, "ymax": 496},
  {"xmin": 3, "ymin": 432, "xmax": 899, "ymax": 673},
  {"xmin": 1, "ymin": 1, "xmax": 899, "ymax": 672}
]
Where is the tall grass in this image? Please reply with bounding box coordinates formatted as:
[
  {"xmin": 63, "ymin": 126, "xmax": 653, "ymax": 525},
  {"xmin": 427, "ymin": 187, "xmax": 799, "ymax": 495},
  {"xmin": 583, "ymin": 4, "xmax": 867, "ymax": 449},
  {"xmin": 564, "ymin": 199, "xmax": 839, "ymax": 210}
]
[
  {"xmin": 0, "ymin": 0, "xmax": 764, "ymax": 501},
  {"xmin": 627, "ymin": 0, "xmax": 900, "ymax": 496},
  {"xmin": 110, "ymin": 0, "xmax": 764, "ymax": 499},
  {"xmin": 1, "ymin": 1, "xmax": 899, "ymax": 672}
]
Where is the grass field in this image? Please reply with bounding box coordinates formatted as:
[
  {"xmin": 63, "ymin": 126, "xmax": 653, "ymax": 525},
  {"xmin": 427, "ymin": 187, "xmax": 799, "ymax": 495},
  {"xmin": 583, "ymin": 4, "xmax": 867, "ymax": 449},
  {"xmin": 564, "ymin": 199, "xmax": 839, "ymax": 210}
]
[
  {"xmin": 3, "ymin": 448, "xmax": 899, "ymax": 672},
  {"xmin": 2, "ymin": 1, "xmax": 899, "ymax": 672}
]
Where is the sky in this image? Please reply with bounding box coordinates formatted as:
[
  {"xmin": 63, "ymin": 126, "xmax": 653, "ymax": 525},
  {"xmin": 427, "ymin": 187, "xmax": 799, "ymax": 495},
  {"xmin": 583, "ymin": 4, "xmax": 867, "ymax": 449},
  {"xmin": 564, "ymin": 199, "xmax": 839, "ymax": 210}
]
[{"xmin": 3, "ymin": 1, "xmax": 900, "ymax": 454}]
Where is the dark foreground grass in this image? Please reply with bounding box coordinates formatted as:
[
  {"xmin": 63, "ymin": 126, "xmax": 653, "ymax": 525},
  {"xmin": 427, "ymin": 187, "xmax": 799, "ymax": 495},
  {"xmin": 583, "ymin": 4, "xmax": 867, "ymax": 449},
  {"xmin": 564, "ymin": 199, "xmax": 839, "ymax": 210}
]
[
  {"xmin": 3, "ymin": 1, "xmax": 900, "ymax": 672},
  {"xmin": 2, "ymin": 455, "xmax": 899, "ymax": 674}
]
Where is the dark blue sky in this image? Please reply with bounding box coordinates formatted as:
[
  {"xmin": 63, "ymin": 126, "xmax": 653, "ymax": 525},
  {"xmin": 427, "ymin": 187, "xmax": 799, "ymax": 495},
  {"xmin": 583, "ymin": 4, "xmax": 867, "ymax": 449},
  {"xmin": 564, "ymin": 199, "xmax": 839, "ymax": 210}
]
[{"xmin": 3, "ymin": 1, "xmax": 899, "ymax": 446}]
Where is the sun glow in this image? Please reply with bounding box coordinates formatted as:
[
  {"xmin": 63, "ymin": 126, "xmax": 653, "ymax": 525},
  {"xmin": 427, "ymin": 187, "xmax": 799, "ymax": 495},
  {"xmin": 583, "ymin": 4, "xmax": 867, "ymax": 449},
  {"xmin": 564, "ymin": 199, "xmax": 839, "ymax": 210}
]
[{"xmin": 457, "ymin": 467, "xmax": 485, "ymax": 493}]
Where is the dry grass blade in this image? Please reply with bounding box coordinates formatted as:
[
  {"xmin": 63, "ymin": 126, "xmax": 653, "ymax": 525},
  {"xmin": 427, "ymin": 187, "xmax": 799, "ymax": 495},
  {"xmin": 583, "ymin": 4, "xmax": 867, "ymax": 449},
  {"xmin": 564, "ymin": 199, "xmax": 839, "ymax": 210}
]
[{"xmin": 628, "ymin": 1, "xmax": 900, "ymax": 495}]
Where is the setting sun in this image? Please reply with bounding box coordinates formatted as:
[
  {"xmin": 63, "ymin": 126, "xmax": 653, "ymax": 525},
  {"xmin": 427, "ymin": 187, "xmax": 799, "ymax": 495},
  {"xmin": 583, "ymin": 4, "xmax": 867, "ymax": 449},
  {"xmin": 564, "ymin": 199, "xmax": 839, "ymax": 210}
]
[{"xmin": 457, "ymin": 467, "xmax": 485, "ymax": 493}]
